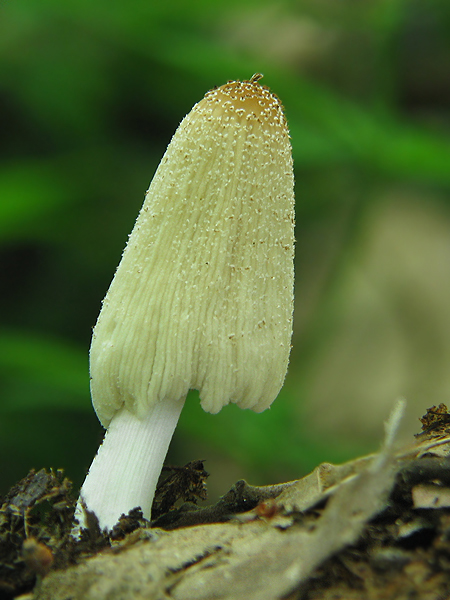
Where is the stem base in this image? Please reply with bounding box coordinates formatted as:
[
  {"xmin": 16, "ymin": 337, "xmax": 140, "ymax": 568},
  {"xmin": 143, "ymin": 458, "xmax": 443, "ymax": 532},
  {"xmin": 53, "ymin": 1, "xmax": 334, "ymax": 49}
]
[{"xmin": 73, "ymin": 398, "xmax": 185, "ymax": 534}]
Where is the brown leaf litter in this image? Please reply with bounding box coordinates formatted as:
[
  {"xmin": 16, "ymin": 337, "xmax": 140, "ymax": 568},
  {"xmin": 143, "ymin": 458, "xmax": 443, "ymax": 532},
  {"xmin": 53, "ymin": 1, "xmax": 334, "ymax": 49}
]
[{"xmin": 2, "ymin": 402, "xmax": 450, "ymax": 599}]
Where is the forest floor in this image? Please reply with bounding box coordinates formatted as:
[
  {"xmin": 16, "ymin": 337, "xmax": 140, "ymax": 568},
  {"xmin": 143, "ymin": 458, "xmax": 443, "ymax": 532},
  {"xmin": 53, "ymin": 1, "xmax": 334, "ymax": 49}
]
[{"xmin": 2, "ymin": 403, "xmax": 450, "ymax": 600}]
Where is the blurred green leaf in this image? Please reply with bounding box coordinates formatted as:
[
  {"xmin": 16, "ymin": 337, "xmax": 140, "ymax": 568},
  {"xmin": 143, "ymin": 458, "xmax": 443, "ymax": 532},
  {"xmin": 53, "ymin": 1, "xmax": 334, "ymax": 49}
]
[
  {"xmin": 0, "ymin": 163, "xmax": 72, "ymax": 241},
  {"xmin": 0, "ymin": 330, "xmax": 89, "ymax": 410}
]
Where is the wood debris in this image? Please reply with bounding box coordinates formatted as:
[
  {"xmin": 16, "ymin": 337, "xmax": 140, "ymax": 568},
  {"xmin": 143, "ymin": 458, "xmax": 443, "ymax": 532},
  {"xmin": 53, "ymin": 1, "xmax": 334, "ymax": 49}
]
[{"xmin": 2, "ymin": 402, "xmax": 450, "ymax": 599}]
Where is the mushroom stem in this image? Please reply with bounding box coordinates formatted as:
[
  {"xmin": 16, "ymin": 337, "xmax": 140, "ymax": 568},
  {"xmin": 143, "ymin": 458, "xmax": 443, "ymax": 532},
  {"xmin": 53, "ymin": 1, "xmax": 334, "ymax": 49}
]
[{"xmin": 73, "ymin": 396, "xmax": 185, "ymax": 533}]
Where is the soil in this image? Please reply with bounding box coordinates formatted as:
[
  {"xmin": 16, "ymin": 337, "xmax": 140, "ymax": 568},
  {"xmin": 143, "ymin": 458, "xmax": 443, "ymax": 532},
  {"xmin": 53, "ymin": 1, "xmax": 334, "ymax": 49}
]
[{"xmin": 2, "ymin": 405, "xmax": 450, "ymax": 600}]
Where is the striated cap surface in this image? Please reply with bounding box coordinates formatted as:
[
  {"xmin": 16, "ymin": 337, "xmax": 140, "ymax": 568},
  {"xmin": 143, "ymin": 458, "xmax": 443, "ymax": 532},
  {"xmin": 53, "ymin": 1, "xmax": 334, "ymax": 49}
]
[{"xmin": 90, "ymin": 76, "xmax": 295, "ymax": 427}]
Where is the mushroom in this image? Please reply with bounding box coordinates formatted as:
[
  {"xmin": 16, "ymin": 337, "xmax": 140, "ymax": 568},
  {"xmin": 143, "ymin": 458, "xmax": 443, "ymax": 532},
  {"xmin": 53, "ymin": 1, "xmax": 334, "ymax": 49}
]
[{"xmin": 73, "ymin": 74, "xmax": 295, "ymax": 533}]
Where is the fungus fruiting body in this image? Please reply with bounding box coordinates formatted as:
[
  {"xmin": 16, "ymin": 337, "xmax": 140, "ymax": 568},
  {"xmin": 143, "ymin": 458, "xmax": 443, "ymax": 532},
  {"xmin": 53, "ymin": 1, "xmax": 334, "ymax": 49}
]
[{"xmin": 74, "ymin": 75, "xmax": 295, "ymax": 533}]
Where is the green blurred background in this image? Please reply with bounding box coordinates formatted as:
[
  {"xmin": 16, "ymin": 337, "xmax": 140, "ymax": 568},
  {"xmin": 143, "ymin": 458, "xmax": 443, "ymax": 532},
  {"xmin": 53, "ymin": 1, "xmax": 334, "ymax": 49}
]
[{"xmin": 1, "ymin": 0, "xmax": 450, "ymax": 502}]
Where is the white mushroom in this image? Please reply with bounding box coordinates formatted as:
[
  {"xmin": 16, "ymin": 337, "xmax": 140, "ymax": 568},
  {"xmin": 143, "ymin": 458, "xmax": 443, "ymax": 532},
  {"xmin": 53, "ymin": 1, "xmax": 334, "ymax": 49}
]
[{"xmin": 73, "ymin": 75, "xmax": 295, "ymax": 533}]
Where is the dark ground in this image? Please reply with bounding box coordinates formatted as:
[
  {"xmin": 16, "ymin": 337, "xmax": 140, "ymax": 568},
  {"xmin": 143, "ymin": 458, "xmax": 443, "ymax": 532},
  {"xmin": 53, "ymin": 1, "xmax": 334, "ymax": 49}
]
[{"xmin": 2, "ymin": 405, "xmax": 450, "ymax": 600}]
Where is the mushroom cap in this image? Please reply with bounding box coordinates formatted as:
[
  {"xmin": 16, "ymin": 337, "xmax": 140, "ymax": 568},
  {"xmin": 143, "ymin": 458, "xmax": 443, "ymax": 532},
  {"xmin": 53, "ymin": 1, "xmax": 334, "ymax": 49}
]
[{"xmin": 90, "ymin": 77, "xmax": 295, "ymax": 427}]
